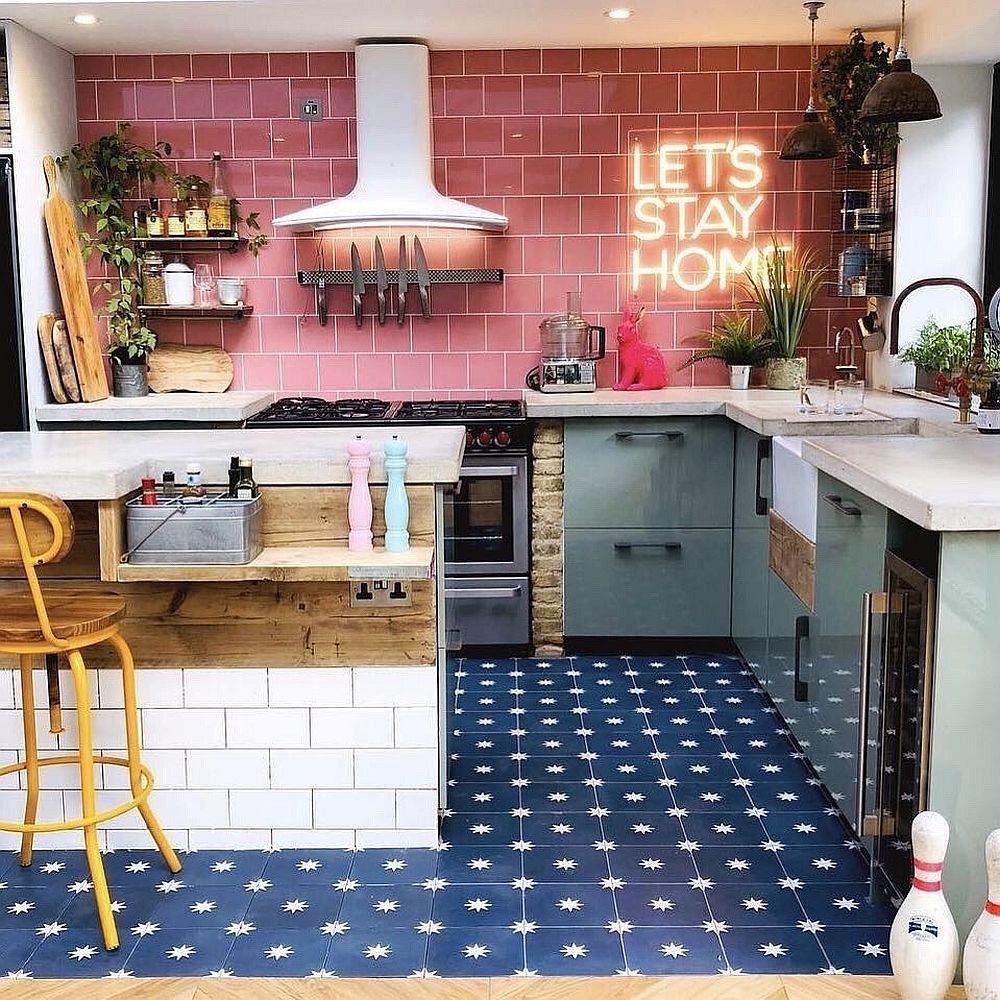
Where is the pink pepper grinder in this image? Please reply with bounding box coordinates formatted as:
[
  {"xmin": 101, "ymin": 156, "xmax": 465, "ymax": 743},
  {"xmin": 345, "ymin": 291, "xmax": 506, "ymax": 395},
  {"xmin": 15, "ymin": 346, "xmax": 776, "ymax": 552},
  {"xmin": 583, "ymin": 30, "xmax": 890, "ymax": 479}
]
[{"xmin": 347, "ymin": 434, "xmax": 373, "ymax": 552}]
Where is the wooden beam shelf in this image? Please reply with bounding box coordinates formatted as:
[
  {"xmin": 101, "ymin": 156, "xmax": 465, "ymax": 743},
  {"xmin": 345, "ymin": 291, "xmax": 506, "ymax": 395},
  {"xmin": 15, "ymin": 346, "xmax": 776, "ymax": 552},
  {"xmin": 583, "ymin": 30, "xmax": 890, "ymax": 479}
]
[
  {"xmin": 138, "ymin": 305, "xmax": 253, "ymax": 319},
  {"xmin": 116, "ymin": 544, "xmax": 434, "ymax": 583}
]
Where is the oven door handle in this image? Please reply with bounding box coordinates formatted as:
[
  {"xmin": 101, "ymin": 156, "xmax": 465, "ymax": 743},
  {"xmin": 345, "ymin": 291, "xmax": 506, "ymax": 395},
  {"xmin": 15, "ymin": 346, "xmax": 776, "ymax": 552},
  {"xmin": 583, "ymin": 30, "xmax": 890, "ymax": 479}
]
[
  {"xmin": 445, "ymin": 586, "xmax": 523, "ymax": 600},
  {"xmin": 459, "ymin": 465, "xmax": 520, "ymax": 478}
]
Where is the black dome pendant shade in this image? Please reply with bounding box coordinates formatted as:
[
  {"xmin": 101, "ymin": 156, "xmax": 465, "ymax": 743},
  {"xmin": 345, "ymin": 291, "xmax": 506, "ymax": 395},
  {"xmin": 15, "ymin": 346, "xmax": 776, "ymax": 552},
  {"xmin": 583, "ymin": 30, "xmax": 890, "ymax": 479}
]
[
  {"xmin": 860, "ymin": 0, "xmax": 942, "ymax": 123},
  {"xmin": 779, "ymin": 1, "xmax": 839, "ymax": 162}
]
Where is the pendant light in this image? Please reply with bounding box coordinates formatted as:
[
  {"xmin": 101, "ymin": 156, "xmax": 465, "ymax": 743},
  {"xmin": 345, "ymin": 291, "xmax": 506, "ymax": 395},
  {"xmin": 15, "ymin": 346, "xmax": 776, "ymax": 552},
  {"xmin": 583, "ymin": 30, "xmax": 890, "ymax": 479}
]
[
  {"xmin": 859, "ymin": 0, "xmax": 941, "ymax": 123},
  {"xmin": 779, "ymin": 2, "xmax": 839, "ymax": 161}
]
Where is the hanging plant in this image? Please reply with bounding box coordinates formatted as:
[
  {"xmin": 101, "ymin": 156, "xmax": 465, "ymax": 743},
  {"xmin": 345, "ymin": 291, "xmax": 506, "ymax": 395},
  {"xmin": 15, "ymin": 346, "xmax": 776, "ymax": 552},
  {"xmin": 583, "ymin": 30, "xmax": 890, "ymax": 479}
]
[{"xmin": 817, "ymin": 29, "xmax": 900, "ymax": 166}]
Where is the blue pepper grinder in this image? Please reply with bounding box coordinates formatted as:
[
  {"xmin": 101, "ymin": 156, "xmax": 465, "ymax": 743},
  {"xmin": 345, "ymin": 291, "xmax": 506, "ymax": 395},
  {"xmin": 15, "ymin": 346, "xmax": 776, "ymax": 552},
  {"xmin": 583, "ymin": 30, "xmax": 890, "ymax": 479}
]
[{"xmin": 383, "ymin": 434, "xmax": 410, "ymax": 553}]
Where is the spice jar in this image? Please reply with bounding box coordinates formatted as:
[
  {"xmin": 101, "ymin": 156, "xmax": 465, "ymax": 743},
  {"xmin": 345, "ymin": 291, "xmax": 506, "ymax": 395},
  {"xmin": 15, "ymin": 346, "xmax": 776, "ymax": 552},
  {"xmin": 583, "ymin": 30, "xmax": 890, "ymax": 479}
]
[{"xmin": 141, "ymin": 251, "xmax": 167, "ymax": 306}]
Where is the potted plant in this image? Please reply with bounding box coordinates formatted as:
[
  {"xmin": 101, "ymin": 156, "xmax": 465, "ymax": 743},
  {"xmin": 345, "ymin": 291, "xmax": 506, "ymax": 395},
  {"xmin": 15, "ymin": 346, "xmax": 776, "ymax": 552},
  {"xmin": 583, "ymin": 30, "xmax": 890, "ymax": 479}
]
[
  {"xmin": 681, "ymin": 311, "xmax": 775, "ymax": 390},
  {"xmin": 899, "ymin": 317, "xmax": 976, "ymax": 397},
  {"xmin": 743, "ymin": 242, "xmax": 827, "ymax": 390},
  {"xmin": 60, "ymin": 123, "xmax": 173, "ymax": 396},
  {"xmin": 817, "ymin": 29, "xmax": 900, "ymax": 167}
]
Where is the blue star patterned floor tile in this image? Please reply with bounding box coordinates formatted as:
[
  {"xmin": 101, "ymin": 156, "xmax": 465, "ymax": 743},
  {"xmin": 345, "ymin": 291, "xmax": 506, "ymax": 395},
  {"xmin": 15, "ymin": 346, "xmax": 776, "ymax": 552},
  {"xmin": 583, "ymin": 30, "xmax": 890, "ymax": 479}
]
[{"xmin": 8, "ymin": 652, "xmax": 897, "ymax": 980}]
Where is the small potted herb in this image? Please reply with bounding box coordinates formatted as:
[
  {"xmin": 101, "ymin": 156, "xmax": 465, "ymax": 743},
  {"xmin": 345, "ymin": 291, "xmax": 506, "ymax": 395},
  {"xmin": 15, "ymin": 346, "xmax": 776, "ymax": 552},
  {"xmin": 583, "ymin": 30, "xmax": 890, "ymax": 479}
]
[
  {"xmin": 743, "ymin": 241, "xmax": 827, "ymax": 390},
  {"xmin": 681, "ymin": 311, "xmax": 775, "ymax": 390},
  {"xmin": 899, "ymin": 317, "xmax": 976, "ymax": 397}
]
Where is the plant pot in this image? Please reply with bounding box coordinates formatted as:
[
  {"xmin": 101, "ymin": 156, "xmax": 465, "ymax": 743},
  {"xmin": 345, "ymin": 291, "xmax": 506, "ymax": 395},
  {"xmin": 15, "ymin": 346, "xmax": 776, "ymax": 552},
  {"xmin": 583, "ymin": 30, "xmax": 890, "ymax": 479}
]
[
  {"xmin": 112, "ymin": 357, "xmax": 149, "ymax": 397},
  {"xmin": 728, "ymin": 365, "xmax": 752, "ymax": 391},
  {"xmin": 765, "ymin": 356, "xmax": 807, "ymax": 391}
]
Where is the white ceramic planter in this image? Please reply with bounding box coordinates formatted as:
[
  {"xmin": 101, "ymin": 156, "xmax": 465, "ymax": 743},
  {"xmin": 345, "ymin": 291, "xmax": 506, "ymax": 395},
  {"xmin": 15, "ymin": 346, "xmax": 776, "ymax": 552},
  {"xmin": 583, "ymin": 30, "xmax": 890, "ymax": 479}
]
[
  {"xmin": 765, "ymin": 356, "xmax": 807, "ymax": 390},
  {"xmin": 728, "ymin": 365, "xmax": 751, "ymax": 390}
]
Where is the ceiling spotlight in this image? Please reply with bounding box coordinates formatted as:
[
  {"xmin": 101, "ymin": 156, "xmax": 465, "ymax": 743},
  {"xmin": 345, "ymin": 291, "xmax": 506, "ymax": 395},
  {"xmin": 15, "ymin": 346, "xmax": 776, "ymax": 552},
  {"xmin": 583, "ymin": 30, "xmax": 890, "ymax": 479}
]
[
  {"xmin": 73, "ymin": 12, "xmax": 99, "ymax": 25},
  {"xmin": 604, "ymin": 8, "xmax": 634, "ymax": 19}
]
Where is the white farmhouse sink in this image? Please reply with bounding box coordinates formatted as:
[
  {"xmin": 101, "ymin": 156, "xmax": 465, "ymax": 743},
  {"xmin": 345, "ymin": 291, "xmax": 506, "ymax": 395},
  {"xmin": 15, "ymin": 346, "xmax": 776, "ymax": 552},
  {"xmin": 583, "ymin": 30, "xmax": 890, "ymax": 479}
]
[{"xmin": 772, "ymin": 436, "xmax": 817, "ymax": 543}]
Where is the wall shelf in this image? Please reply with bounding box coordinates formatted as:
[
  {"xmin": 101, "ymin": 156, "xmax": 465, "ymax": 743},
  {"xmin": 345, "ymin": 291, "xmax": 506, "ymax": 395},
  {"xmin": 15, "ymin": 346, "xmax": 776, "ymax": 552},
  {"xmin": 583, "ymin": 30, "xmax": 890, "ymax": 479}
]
[
  {"xmin": 138, "ymin": 305, "xmax": 253, "ymax": 319},
  {"xmin": 297, "ymin": 268, "xmax": 504, "ymax": 287},
  {"xmin": 116, "ymin": 544, "xmax": 434, "ymax": 583},
  {"xmin": 133, "ymin": 236, "xmax": 242, "ymax": 253}
]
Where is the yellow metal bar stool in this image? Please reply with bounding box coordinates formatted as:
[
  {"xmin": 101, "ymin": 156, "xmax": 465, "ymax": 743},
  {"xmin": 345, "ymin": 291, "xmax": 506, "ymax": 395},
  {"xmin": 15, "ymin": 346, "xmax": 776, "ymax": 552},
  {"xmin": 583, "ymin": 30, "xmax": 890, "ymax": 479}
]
[{"xmin": 0, "ymin": 493, "xmax": 181, "ymax": 950}]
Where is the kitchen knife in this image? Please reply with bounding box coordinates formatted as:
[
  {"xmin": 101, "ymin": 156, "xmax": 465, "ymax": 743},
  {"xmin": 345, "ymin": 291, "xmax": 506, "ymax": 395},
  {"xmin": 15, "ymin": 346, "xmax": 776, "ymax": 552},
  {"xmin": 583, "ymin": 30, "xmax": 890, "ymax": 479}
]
[
  {"xmin": 316, "ymin": 242, "xmax": 328, "ymax": 327},
  {"xmin": 413, "ymin": 236, "xmax": 432, "ymax": 319},
  {"xmin": 350, "ymin": 242, "xmax": 364, "ymax": 328},
  {"xmin": 397, "ymin": 235, "xmax": 408, "ymax": 326},
  {"xmin": 374, "ymin": 236, "xmax": 389, "ymax": 325}
]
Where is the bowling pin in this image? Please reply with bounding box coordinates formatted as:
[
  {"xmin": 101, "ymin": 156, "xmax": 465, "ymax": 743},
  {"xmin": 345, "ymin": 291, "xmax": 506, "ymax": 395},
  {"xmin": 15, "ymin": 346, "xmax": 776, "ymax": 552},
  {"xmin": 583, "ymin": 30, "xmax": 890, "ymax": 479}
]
[
  {"xmin": 890, "ymin": 810, "xmax": 959, "ymax": 1000},
  {"xmin": 347, "ymin": 435, "xmax": 373, "ymax": 552},
  {"xmin": 963, "ymin": 829, "xmax": 1000, "ymax": 1000}
]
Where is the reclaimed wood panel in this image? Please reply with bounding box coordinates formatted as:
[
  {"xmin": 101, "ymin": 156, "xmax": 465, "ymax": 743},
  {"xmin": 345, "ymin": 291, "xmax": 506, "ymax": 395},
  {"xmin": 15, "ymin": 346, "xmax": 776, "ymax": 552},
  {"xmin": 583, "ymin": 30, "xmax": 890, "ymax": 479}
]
[
  {"xmin": 768, "ymin": 509, "xmax": 816, "ymax": 612},
  {"xmin": 0, "ymin": 501, "xmax": 97, "ymax": 579}
]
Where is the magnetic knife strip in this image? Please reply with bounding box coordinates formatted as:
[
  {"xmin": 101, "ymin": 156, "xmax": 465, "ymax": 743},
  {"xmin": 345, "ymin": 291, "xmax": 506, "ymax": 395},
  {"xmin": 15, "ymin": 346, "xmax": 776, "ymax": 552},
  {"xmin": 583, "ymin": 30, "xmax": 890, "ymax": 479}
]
[{"xmin": 297, "ymin": 268, "xmax": 504, "ymax": 285}]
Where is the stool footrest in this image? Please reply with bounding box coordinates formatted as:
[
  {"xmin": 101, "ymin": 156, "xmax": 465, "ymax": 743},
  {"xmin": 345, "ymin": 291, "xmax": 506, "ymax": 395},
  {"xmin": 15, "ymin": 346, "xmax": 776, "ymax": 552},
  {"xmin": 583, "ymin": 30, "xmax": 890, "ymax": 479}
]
[{"xmin": 0, "ymin": 755, "xmax": 156, "ymax": 834}]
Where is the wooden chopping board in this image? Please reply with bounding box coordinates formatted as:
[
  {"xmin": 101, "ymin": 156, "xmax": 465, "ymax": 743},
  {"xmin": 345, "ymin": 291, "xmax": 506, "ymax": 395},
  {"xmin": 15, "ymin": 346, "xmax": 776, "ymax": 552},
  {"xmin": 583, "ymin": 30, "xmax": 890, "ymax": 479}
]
[
  {"xmin": 42, "ymin": 155, "xmax": 109, "ymax": 402},
  {"xmin": 36, "ymin": 313, "xmax": 68, "ymax": 403},
  {"xmin": 147, "ymin": 343, "xmax": 235, "ymax": 393},
  {"xmin": 51, "ymin": 319, "xmax": 82, "ymax": 402}
]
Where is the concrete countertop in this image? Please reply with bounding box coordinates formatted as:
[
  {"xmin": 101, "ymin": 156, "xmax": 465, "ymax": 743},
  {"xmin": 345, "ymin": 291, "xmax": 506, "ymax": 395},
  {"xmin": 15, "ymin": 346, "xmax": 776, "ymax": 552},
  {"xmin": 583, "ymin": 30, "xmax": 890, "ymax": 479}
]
[
  {"xmin": 35, "ymin": 391, "xmax": 275, "ymax": 424},
  {"xmin": 0, "ymin": 426, "xmax": 465, "ymax": 499}
]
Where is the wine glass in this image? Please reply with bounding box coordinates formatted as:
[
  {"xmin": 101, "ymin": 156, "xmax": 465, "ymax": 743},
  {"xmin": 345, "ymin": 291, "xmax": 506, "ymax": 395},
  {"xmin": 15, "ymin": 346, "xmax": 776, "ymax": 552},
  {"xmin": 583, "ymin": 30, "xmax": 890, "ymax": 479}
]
[{"xmin": 194, "ymin": 263, "xmax": 215, "ymax": 306}]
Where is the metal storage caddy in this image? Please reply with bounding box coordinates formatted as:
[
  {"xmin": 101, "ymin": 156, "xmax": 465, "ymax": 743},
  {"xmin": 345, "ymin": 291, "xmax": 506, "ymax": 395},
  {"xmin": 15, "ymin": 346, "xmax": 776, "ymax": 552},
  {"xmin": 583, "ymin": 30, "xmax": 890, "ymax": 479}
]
[{"xmin": 125, "ymin": 494, "xmax": 263, "ymax": 565}]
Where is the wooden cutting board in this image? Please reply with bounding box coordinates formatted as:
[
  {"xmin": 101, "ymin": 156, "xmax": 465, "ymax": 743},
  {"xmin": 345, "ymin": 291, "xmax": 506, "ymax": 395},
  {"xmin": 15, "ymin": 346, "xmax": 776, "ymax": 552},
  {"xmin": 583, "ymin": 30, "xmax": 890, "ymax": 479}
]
[
  {"xmin": 36, "ymin": 313, "xmax": 68, "ymax": 403},
  {"xmin": 51, "ymin": 319, "xmax": 82, "ymax": 403},
  {"xmin": 147, "ymin": 343, "xmax": 235, "ymax": 393},
  {"xmin": 42, "ymin": 155, "xmax": 109, "ymax": 402}
]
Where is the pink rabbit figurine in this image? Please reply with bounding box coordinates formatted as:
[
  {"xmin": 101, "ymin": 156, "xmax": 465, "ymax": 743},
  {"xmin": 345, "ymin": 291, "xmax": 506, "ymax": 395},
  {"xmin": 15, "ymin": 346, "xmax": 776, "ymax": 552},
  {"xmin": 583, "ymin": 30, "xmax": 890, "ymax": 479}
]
[{"xmin": 613, "ymin": 303, "xmax": 668, "ymax": 391}]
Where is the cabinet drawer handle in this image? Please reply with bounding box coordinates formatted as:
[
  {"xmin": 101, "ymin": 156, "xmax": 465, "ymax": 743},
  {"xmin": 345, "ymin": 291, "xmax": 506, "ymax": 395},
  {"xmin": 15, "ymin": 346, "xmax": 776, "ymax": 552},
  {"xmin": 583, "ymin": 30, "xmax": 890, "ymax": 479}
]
[
  {"xmin": 613, "ymin": 542, "xmax": 682, "ymax": 552},
  {"xmin": 755, "ymin": 438, "xmax": 771, "ymax": 516},
  {"xmin": 793, "ymin": 614, "xmax": 810, "ymax": 702},
  {"xmin": 445, "ymin": 586, "xmax": 522, "ymax": 600},
  {"xmin": 614, "ymin": 431, "xmax": 684, "ymax": 441},
  {"xmin": 823, "ymin": 494, "xmax": 862, "ymax": 517}
]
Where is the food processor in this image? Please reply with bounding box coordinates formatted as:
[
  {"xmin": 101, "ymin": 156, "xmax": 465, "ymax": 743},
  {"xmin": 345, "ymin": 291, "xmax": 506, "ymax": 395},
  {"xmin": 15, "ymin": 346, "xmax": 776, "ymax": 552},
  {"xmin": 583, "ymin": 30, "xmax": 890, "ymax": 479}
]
[{"xmin": 525, "ymin": 292, "xmax": 606, "ymax": 393}]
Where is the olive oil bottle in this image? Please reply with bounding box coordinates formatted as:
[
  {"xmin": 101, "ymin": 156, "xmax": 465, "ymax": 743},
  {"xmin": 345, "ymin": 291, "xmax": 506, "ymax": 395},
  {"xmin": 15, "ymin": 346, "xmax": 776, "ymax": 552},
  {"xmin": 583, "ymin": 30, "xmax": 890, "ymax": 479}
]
[{"xmin": 207, "ymin": 152, "xmax": 234, "ymax": 237}]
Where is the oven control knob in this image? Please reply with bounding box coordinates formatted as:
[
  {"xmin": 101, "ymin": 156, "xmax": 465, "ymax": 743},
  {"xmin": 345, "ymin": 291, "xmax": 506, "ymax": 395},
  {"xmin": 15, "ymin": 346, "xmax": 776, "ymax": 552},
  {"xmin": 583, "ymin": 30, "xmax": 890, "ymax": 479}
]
[
  {"xmin": 477, "ymin": 429, "xmax": 493, "ymax": 448},
  {"xmin": 495, "ymin": 429, "xmax": 511, "ymax": 447},
  {"xmin": 465, "ymin": 430, "xmax": 475, "ymax": 449}
]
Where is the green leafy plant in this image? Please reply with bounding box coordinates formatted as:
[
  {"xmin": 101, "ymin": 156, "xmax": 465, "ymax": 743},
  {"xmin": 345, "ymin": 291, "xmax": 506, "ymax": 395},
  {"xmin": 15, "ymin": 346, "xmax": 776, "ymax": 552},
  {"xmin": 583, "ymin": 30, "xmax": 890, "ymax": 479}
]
[
  {"xmin": 681, "ymin": 311, "xmax": 776, "ymax": 369},
  {"xmin": 174, "ymin": 173, "xmax": 267, "ymax": 256},
  {"xmin": 899, "ymin": 317, "xmax": 976, "ymax": 373},
  {"xmin": 817, "ymin": 29, "xmax": 900, "ymax": 166},
  {"xmin": 59, "ymin": 123, "xmax": 173, "ymax": 361},
  {"xmin": 742, "ymin": 241, "xmax": 827, "ymax": 360}
]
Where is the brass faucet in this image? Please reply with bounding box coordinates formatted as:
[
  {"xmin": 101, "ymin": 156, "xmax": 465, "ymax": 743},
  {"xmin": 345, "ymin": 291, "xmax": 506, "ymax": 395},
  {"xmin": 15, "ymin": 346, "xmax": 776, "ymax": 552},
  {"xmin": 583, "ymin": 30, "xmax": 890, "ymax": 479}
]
[
  {"xmin": 889, "ymin": 277, "xmax": 990, "ymax": 423},
  {"xmin": 834, "ymin": 326, "xmax": 859, "ymax": 377}
]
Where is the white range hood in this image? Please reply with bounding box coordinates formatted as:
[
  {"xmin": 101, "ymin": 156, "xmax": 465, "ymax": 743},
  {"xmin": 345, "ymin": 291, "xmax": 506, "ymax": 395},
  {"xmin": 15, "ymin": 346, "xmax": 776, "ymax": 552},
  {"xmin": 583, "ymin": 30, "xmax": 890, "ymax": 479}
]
[{"xmin": 273, "ymin": 41, "xmax": 508, "ymax": 233}]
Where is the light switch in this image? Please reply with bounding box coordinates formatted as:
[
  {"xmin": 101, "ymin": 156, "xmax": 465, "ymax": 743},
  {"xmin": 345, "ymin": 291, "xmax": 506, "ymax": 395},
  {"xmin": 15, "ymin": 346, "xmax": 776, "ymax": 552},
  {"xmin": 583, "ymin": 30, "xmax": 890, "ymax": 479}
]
[{"xmin": 299, "ymin": 97, "xmax": 323, "ymax": 121}]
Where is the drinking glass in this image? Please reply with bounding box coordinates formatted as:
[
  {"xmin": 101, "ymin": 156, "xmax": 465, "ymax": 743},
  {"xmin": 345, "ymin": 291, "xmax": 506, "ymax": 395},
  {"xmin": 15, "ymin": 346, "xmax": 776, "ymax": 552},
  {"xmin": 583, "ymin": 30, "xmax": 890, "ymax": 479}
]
[
  {"xmin": 834, "ymin": 378, "xmax": 866, "ymax": 415},
  {"xmin": 799, "ymin": 378, "xmax": 830, "ymax": 414},
  {"xmin": 194, "ymin": 263, "xmax": 215, "ymax": 306}
]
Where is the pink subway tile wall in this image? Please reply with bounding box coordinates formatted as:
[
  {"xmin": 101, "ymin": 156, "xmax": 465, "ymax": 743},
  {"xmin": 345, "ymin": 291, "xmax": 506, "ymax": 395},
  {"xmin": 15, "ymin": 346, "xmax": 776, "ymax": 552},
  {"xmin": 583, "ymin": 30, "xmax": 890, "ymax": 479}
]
[{"xmin": 76, "ymin": 46, "xmax": 848, "ymax": 397}]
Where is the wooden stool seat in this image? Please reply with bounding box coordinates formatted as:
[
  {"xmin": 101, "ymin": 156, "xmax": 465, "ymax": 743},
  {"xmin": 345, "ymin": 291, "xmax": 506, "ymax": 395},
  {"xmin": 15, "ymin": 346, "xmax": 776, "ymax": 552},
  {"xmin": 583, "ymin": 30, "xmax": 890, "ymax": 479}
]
[
  {"xmin": 0, "ymin": 492, "xmax": 180, "ymax": 952},
  {"xmin": 0, "ymin": 592, "xmax": 126, "ymax": 643}
]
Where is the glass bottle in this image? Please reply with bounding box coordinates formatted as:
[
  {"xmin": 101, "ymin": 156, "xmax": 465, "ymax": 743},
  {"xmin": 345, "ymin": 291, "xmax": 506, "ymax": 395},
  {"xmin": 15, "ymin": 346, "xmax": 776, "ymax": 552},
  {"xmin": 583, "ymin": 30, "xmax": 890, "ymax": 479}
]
[
  {"xmin": 182, "ymin": 461, "xmax": 206, "ymax": 503},
  {"xmin": 132, "ymin": 202, "xmax": 148, "ymax": 239},
  {"xmin": 184, "ymin": 188, "xmax": 208, "ymax": 239},
  {"xmin": 207, "ymin": 152, "xmax": 233, "ymax": 237},
  {"xmin": 166, "ymin": 198, "xmax": 185, "ymax": 237},
  {"xmin": 140, "ymin": 250, "xmax": 166, "ymax": 305},
  {"xmin": 235, "ymin": 459, "xmax": 257, "ymax": 500},
  {"xmin": 161, "ymin": 470, "xmax": 177, "ymax": 497},
  {"xmin": 146, "ymin": 197, "xmax": 165, "ymax": 237},
  {"xmin": 228, "ymin": 455, "xmax": 241, "ymax": 496}
]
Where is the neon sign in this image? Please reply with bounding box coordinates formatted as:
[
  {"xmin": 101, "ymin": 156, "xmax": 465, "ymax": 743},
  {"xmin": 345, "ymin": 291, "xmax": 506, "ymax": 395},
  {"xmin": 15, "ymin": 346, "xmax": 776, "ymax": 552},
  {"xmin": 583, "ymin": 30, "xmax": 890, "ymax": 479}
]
[{"xmin": 630, "ymin": 137, "xmax": 780, "ymax": 294}]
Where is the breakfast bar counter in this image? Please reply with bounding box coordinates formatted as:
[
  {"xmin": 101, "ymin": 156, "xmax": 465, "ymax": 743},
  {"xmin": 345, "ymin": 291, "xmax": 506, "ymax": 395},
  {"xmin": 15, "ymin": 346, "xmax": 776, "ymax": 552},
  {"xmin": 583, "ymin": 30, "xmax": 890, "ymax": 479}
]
[{"xmin": 0, "ymin": 426, "xmax": 464, "ymax": 852}]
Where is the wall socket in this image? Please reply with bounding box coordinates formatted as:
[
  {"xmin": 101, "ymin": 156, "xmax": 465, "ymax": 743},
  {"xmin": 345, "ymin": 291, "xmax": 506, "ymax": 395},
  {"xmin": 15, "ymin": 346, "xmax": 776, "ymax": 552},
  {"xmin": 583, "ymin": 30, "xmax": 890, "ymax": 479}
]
[
  {"xmin": 350, "ymin": 580, "xmax": 411, "ymax": 607},
  {"xmin": 298, "ymin": 97, "xmax": 323, "ymax": 121}
]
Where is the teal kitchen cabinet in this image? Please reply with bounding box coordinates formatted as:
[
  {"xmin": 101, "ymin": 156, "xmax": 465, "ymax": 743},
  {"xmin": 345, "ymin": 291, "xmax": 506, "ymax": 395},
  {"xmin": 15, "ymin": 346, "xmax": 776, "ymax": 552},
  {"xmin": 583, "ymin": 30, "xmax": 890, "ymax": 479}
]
[
  {"xmin": 732, "ymin": 426, "xmax": 772, "ymax": 675},
  {"xmin": 563, "ymin": 417, "xmax": 734, "ymax": 639}
]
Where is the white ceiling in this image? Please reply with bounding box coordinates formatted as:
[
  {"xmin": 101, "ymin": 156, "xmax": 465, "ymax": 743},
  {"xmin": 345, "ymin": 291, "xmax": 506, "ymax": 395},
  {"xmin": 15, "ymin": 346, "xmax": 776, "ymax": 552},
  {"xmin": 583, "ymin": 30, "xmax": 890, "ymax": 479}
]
[{"xmin": 0, "ymin": 0, "xmax": 994, "ymax": 62}]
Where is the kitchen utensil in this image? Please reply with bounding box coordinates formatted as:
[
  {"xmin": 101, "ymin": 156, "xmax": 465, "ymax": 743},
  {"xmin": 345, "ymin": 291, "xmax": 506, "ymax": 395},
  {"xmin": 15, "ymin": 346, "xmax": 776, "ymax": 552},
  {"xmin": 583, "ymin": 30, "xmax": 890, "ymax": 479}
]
[
  {"xmin": 852, "ymin": 208, "xmax": 885, "ymax": 231},
  {"xmin": 838, "ymin": 245, "xmax": 873, "ymax": 297},
  {"xmin": 147, "ymin": 343, "xmax": 235, "ymax": 393},
  {"xmin": 315, "ymin": 242, "xmax": 328, "ymax": 326},
  {"xmin": 397, "ymin": 236, "xmax": 408, "ymax": 325},
  {"xmin": 194, "ymin": 263, "xmax": 215, "ymax": 305},
  {"xmin": 529, "ymin": 291, "xmax": 606, "ymax": 393},
  {"xmin": 51, "ymin": 319, "xmax": 82, "ymax": 402},
  {"xmin": 216, "ymin": 277, "xmax": 246, "ymax": 306},
  {"xmin": 413, "ymin": 236, "xmax": 431, "ymax": 319},
  {"xmin": 164, "ymin": 260, "xmax": 195, "ymax": 306},
  {"xmin": 350, "ymin": 242, "xmax": 364, "ymax": 327},
  {"xmin": 36, "ymin": 313, "xmax": 68, "ymax": 403},
  {"xmin": 374, "ymin": 237, "xmax": 389, "ymax": 325},
  {"xmin": 41, "ymin": 155, "xmax": 109, "ymax": 401},
  {"xmin": 859, "ymin": 308, "xmax": 886, "ymax": 352}
]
